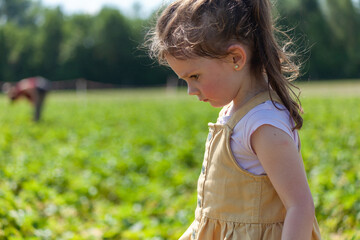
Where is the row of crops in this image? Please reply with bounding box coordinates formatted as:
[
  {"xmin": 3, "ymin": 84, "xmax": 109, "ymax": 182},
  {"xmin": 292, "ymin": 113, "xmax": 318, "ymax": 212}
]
[{"xmin": 0, "ymin": 82, "xmax": 359, "ymax": 239}]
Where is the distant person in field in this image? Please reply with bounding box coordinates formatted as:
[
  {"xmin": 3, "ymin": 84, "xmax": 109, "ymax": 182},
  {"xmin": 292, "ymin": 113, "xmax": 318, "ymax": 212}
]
[
  {"xmin": 2, "ymin": 76, "xmax": 51, "ymax": 122},
  {"xmin": 147, "ymin": 0, "xmax": 321, "ymax": 239}
]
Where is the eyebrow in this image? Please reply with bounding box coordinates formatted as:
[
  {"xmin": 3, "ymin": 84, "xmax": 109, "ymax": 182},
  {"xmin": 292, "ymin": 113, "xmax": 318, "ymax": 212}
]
[{"xmin": 179, "ymin": 73, "xmax": 188, "ymax": 80}]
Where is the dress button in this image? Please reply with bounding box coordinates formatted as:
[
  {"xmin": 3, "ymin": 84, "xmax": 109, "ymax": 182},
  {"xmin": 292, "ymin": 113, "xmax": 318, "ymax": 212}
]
[
  {"xmin": 201, "ymin": 165, "xmax": 205, "ymax": 174},
  {"xmin": 197, "ymin": 199, "xmax": 201, "ymax": 207},
  {"xmin": 207, "ymin": 132, "xmax": 212, "ymax": 141},
  {"xmin": 192, "ymin": 229, "xmax": 196, "ymax": 239}
]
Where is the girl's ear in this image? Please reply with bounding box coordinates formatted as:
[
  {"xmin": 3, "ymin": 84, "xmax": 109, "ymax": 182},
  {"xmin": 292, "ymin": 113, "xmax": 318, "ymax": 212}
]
[{"xmin": 227, "ymin": 44, "xmax": 247, "ymax": 71}]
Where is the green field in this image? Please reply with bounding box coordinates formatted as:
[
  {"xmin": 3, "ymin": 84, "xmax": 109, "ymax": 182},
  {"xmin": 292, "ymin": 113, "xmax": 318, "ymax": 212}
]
[{"xmin": 0, "ymin": 81, "xmax": 359, "ymax": 239}]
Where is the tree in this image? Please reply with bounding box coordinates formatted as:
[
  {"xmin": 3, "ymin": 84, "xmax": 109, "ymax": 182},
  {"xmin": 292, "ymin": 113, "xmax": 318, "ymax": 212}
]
[
  {"xmin": 36, "ymin": 7, "xmax": 64, "ymax": 80},
  {"xmin": 90, "ymin": 7, "xmax": 138, "ymax": 84},
  {"xmin": 58, "ymin": 13, "xmax": 95, "ymax": 80},
  {"xmin": 274, "ymin": 0, "xmax": 360, "ymax": 79},
  {"xmin": 0, "ymin": 0, "xmax": 40, "ymax": 26},
  {"xmin": 320, "ymin": 0, "xmax": 360, "ymax": 77}
]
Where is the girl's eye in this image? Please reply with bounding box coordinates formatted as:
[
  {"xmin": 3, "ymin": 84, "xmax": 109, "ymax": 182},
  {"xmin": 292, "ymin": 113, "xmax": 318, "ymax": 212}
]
[{"xmin": 190, "ymin": 74, "xmax": 199, "ymax": 80}]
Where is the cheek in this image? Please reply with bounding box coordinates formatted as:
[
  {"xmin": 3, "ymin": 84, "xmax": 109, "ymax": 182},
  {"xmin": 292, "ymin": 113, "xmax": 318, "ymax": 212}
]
[{"xmin": 201, "ymin": 81, "xmax": 223, "ymax": 99}]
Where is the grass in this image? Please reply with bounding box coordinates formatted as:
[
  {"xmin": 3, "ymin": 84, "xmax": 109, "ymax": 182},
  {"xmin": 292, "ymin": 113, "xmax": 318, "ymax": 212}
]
[{"xmin": 0, "ymin": 80, "xmax": 359, "ymax": 239}]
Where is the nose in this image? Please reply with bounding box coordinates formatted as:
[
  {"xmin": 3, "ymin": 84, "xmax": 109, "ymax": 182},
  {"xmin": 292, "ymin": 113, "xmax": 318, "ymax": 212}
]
[{"xmin": 187, "ymin": 84, "xmax": 199, "ymax": 96}]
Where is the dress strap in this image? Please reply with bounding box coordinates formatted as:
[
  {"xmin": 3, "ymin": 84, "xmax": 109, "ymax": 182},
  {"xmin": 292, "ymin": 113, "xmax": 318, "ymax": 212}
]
[{"xmin": 226, "ymin": 91, "xmax": 283, "ymax": 130}]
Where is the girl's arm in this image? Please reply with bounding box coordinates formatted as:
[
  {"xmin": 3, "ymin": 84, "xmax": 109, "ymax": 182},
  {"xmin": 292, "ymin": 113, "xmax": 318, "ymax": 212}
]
[{"xmin": 251, "ymin": 124, "xmax": 315, "ymax": 240}]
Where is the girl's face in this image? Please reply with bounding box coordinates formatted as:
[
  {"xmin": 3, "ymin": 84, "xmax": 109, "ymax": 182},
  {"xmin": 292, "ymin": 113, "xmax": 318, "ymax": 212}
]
[{"xmin": 166, "ymin": 55, "xmax": 253, "ymax": 108}]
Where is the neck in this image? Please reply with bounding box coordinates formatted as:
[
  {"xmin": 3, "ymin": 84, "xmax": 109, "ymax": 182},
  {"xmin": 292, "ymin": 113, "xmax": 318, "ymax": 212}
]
[{"xmin": 229, "ymin": 72, "xmax": 268, "ymax": 115}]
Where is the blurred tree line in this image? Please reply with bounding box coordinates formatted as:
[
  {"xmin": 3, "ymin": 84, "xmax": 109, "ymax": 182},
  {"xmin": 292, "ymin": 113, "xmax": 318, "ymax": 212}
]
[
  {"xmin": 0, "ymin": 0, "xmax": 167, "ymax": 85},
  {"xmin": 0, "ymin": 0, "xmax": 359, "ymax": 85}
]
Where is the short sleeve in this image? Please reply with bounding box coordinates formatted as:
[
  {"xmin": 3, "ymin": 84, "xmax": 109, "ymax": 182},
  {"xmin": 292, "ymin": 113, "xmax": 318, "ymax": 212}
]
[{"xmin": 242, "ymin": 102, "xmax": 298, "ymax": 154}]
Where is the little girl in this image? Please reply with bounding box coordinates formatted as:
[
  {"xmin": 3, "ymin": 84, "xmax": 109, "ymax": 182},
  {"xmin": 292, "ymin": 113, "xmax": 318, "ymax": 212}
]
[{"xmin": 147, "ymin": 0, "xmax": 321, "ymax": 239}]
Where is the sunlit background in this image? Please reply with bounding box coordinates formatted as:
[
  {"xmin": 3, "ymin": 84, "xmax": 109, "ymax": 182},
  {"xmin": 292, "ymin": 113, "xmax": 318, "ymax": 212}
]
[
  {"xmin": 41, "ymin": 0, "xmax": 169, "ymax": 17},
  {"xmin": 0, "ymin": 0, "xmax": 359, "ymax": 239},
  {"xmin": 0, "ymin": 0, "xmax": 359, "ymax": 86}
]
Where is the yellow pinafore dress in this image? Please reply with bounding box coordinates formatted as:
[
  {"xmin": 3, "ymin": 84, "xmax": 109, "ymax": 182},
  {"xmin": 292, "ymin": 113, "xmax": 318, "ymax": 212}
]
[{"xmin": 180, "ymin": 91, "xmax": 321, "ymax": 240}]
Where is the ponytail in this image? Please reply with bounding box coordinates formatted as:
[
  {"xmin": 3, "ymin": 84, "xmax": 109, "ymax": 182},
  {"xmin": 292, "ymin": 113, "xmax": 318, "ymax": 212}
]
[{"xmin": 250, "ymin": 0, "xmax": 303, "ymax": 130}]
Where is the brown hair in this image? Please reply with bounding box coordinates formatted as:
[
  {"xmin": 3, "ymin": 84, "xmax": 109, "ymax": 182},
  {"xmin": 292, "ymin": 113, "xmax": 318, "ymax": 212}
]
[{"xmin": 146, "ymin": 0, "xmax": 303, "ymax": 129}]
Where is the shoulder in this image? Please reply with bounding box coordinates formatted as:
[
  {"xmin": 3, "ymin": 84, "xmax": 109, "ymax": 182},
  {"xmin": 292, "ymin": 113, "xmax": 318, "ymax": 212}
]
[
  {"xmin": 251, "ymin": 124, "xmax": 296, "ymax": 155},
  {"xmin": 234, "ymin": 100, "xmax": 298, "ymax": 151},
  {"xmin": 247, "ymin": 100, "xmax": 289, "ymax": 121},
  {"xmin": 237, "ymin": 100, "xmax": 294, "ymax": 132}
]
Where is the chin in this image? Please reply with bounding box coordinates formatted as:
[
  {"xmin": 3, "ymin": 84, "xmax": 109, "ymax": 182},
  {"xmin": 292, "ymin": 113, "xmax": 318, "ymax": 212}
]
[{"xmin": 209, "ymin": 102, "xmax": 225, "ymax": 108}]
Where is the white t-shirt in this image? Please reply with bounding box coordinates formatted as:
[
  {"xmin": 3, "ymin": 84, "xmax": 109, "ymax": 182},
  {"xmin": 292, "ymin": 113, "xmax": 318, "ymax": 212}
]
[{"xmin": 217, "ymin": 100, "xmax": 299, "ymax": 175}]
